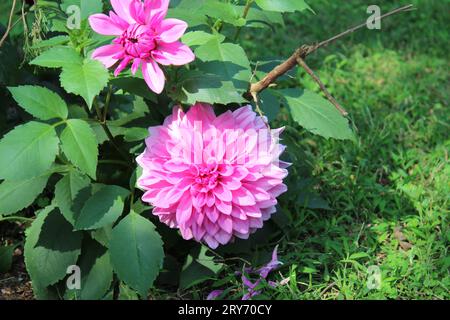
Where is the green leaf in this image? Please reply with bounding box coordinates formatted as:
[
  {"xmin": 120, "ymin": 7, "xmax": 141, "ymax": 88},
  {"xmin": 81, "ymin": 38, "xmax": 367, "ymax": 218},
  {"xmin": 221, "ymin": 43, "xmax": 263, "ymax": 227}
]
[
  {"xmin": 31, "ymin": 36, "xmax": 71, "ymax": 49},
  {"xmin": 75, "ymin": 185, "xmax": 129, "ymax": 230},
  {"xmin": 60, "ymin": 119, "xmax": 98, "ymax": 179},
  {"xmin": 0, "ymin": 122, "xmax": 59, "ymax": 181},
  {"xmin": 30, "ymin": 46, "xmax": 83, "ymax": 69},
  {"xmin": 110, "ymin": 77, "xmax": 157, "ymax": 102},
  {"xmin": 24, "ymin": 208, "xmax": 83, "ymax": 288},
  {"xmin": 259, "ymin": 89, "xmax": 280, "ymax": 121},
  {"xmin": 60, "ymin": 58, "xmax": 109, "ymax": 108},
  {"xmin": 123, "ymin": 127, "xmax": 148, "ymax": 142},
  {"xmin": 187, "ymin": 39, "xmax": 251, "ymax": 104},
  {"xmin": 0, "ymin": 245, "xmax": 14, "ymax": 273},
  {"xmin": 255, "ymin": 0, "xmax": 312, "ymax": 13},
  {"xmin": 181, "ymin": 31, "xmax": 225, "ymax": 47},
  {"xmin": 65, "ymin": 238, "xmax": 113, "ymax": 300},
  {"xmin": 54, "ymin": 169, "xmax": 91, "ymax": 225},
  {"xmin": 237, "ymin": 5, "xmax": 284, "ymax": 28},
  {"xmin": 0, "ymin": 173, "xmax": 51, "ymax": 216},
  {"xmin": 8, "ymin": 86, "xmax": 68, "ymax": 120},
  {"xmin": 280, "ymin": 89, "xmax": 355, "ymax": 141},
  {"xmin": 195, "ymin": 39, "xmax": 251, "ymax": 86},
  {"xmin": 179, "ymin": 246, "xmax": 223, "ymax": 290},
  {"xmin": 297, "ymin": 191, "xmax": 331, "ymax": 210},
  {"xmin": 61, "ymin": 0, "xmax": 103, "ymax": 19},
  {"xmin": 180, "ymin": 71, "xmax": 246, "ymax": 105},
  {"xmin": 198, "ymin": 0, "xmax": 246, "ymax": 27},
  {"xmin": 109, "ymin": 212, "xmax": 164, "ymax": 297}
]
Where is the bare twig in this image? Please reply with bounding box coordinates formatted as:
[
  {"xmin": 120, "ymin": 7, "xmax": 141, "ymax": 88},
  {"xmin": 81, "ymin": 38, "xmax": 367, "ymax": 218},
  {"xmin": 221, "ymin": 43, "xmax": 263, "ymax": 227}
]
[
  {"xmin": 297, "ymin": 56, "xmax": 348, "ymax": 116},
  {"xmin": 0, "ymin": 0, "xmax": 18, "ymax": 48},
  {"xmin": 249, "ymin": 4, "xmax": 414, "ymax": 116}
]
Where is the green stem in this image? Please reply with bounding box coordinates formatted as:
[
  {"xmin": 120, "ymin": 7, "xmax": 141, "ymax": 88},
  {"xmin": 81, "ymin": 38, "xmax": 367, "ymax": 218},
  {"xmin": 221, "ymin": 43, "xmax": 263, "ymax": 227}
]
[
  {"xmin": 103, "ymin": 84, "xmax": 113, "ymax": 123},
  {"xmin": 234, "ymin": 0, "xmax": 253, "ymax": 41},
  {"xmin": 0, "ymin": 216, "xmax": 34, "ymax": 223},
  {"xmin": 93, "ymin": 99, "xmax": 132, "ymax": 164}
]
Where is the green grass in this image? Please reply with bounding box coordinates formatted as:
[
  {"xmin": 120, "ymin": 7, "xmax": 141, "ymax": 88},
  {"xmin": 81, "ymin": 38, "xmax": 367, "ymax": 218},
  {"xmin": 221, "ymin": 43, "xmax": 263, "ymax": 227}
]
[{"xmin": 204, "ymin": 0, "xmax": 449, "ymax": 300}]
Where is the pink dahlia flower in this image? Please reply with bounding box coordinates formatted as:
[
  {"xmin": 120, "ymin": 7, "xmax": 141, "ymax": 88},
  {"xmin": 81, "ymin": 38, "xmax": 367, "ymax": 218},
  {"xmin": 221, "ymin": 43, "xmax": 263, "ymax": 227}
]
[
  {"xmin": 88, "ymin": 0, "xmax": 195, "ymax": 93},
  {"xmin": 137, "ymin": 103, "xmax": 289, "ymax": 249}
]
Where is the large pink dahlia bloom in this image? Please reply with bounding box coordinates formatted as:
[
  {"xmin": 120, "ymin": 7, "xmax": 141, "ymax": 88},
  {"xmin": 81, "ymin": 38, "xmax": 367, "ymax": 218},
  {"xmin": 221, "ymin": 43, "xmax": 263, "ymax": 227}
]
[
  {"xmin": 137, "ymin": 103, "xmax": 289, "ymax": 249},
  {"xmin": 89, "ymin": 0, "xmax": 195, "ymax": 94}
]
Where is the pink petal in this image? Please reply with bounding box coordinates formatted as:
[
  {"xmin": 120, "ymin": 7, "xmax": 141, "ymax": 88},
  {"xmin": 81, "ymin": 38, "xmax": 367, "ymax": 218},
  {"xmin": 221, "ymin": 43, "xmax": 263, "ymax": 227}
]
[
  {"xmin": 145, "ymin": 0, "xmax": 169, "ymax": 24},
  {"xmin": 142, "ymin": 60, "xmax": 165, "ymax": 94},
  {"xmin": 158, "ymin": 18, "xmax": 188, "ymax": 43},
  {"xmin": 232, "ymin": 187, "xmax": 256, "ymax": 206},
  {"xmin": 213, "ymin": 183, "xmax": 232, "ymax": 202},
  {"xmin": 88, "ymin": 13, "xmax": 126, "ymax": 36},
  {"xmin": 91, "ymin": 44, "xmax": 122, "ymax": 68},
  {"xmin": 111, "ymin": 0, "xmax": 135, "ymax": 24},
  {"xmin": 152, "ymin": 41, "xmax": 195, "ymax": 66}
]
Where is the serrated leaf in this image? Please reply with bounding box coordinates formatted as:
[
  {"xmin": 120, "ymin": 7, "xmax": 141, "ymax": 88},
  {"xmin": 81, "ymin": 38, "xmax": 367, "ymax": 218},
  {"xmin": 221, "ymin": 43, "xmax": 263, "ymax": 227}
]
[
  {"xmin": 109, "ymin": 212, "xmax": 164, "ymax": 297},
  {"xmin": 8, "ymin": 86, "xmax": 68, "ymax": 120},
  {"xmin": 65, "ymin": 238, "xmax": 113, "ymax": 300},
  {"xmin": 24, "ymin": 208, "xmax": 83, "ymax": 289},
  {"xmin": 54, "ymin": 169, "xmax": 91, "ymax": 225},
  {"xmin": 30, "ymin": 46, "xmax": 83, "ymax": 69},
  {"xmin": 255, "ymin": 0, "xmax": 312, "ymax": 13},
  {"xmin": 0, "ymin": 173, "xmax": 51, "ymax": 216},
  {"xmin": 196, "ymin": 39, "xmax": 251, "ymax": 90},
  {"xmin": 281, "ymin": 89, "xmax": 355, "ymax": 141},
  {"xmin": 75, "ymin": 185, "xmax": 129, "ymax": 230},
  {"xmin": 60, "ymin": 119, "xmax": 98, "ymax": 179},
  {"xmin": 31, "ymin": 36, "xmax": 70, "ymax": 49},
  {"xmin": 60, "ymin": 58, "xmax": 109, "ymax": 108},
  {"xmin": 0, "ymin": 122, "xmax": 59, "ymax": 181}
]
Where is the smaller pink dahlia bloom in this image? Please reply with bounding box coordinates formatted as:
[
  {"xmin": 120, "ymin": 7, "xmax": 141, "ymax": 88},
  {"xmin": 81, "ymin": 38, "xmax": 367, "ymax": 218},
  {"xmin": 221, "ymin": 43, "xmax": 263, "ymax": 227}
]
[
  {"xmin": 137, "ymin": 103, "xmax": 289, "ymax": 249},
  {"xmin": 89, "ymin": 0, "xmax": 195, "ymax": 93}
]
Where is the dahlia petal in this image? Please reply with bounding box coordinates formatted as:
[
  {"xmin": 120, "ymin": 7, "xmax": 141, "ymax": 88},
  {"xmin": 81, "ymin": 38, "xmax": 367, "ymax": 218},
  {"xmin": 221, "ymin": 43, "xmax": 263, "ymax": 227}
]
[
  {"xmin": 176, "ymin": 193, "xmax": 193, "ymax": 226},
  {"xmin": 88, "ymin": 13, "xmax": 125, "ymax": 36},
  {"xmin": 91, "ymin": 44, "xmax": 122, "ymax": 68},
  {"xmin": 152, "ymin": 41, "xmax": 195, "ymax": 66},
  {"xmin": 213, "ymin": 183, "xmax": 232, "ymax": 202},
  {"xmin": 158, "ymin": 18, "xmax": 188, "ymax": 43},
  {"xmin": 218, "ymin": 216, "xmax": 233, "ymax": 234},
  {"xmin": 205, "ymin": 206, "xmax": 219, "ymax": 223},
  {"xmin": 111, "ymin": 0, "xmax": 135, "ymax": 24},
  {"xmin": 232, "ymin": 187, "xmax": 256, "ymax": 206},
  {"xmin": 204, "ymin": 235, "xmax": 219, "ymax": 249},
  {"xmin": 216, "ymin": 199, "xmax": 232, "ymax": 215},
  {"xmin": 142, "ymin": 60, "xmax": 165, "ymax": 94},
  {"xmin": 145, "ymin": 0, "xmax": 170, "ymax": 24},
  {"xmin": 215, "ymin": 229, "xmax": 232, "ymax": 245}
]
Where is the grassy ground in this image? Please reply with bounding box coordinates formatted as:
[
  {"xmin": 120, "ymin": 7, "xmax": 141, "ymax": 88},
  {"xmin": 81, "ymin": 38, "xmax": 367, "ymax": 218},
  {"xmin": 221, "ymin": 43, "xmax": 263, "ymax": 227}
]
[{"xmin": 228, "ymin": 0, "xmax": 449, "ymax": 299}]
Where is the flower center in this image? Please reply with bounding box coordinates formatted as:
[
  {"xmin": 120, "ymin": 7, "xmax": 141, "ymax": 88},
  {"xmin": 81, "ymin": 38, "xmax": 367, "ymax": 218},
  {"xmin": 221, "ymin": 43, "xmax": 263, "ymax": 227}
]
[
  {"xmin": 194, "ymin": 163, "xmax": 220, "ymax": 192},
  {"xmin": 115, "ymin": 24, "xmax": 157, "ymax": 59}
]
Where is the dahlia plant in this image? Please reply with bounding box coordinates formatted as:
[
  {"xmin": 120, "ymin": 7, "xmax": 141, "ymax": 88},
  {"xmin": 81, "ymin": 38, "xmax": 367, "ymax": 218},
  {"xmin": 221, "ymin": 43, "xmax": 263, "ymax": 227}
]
[{"xmin": 0, "ymin": 0, "xmax": 357, "ymax": 300}]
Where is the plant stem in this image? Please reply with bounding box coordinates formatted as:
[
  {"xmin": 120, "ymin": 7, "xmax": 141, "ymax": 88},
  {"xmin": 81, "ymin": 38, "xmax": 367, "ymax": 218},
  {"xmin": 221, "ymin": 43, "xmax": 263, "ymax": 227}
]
[
  {"xmin": 234, "ymin": 0, "xmax": 253, "ymax": 41},
  {"xmin": 0, "ymin": 216, "xmax": 34, "ymax": 223},
  {"xmin": 0, "ymin": 0, "xmax": 17, "ymax": 48},
  {"xmin": 93, "ymin": 99, "xmax": 132, "ymax": 164},
  {"xmin": 103, "ymin": 84, "xmax": 113, "ymax": 123}
]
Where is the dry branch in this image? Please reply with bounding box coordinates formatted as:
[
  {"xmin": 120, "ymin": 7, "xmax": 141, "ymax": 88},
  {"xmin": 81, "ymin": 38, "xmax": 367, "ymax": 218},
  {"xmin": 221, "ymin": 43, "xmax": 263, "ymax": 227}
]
[{"xmin": 249, "ymin": 4, "xmax": 414, "ymax": 116}]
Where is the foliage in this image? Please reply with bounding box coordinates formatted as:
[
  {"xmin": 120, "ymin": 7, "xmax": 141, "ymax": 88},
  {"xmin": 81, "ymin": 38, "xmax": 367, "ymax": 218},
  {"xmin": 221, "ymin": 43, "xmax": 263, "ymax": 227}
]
[{"xmin": 0, "ymin": 0, "xmax": 447, "ymax": 301}]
